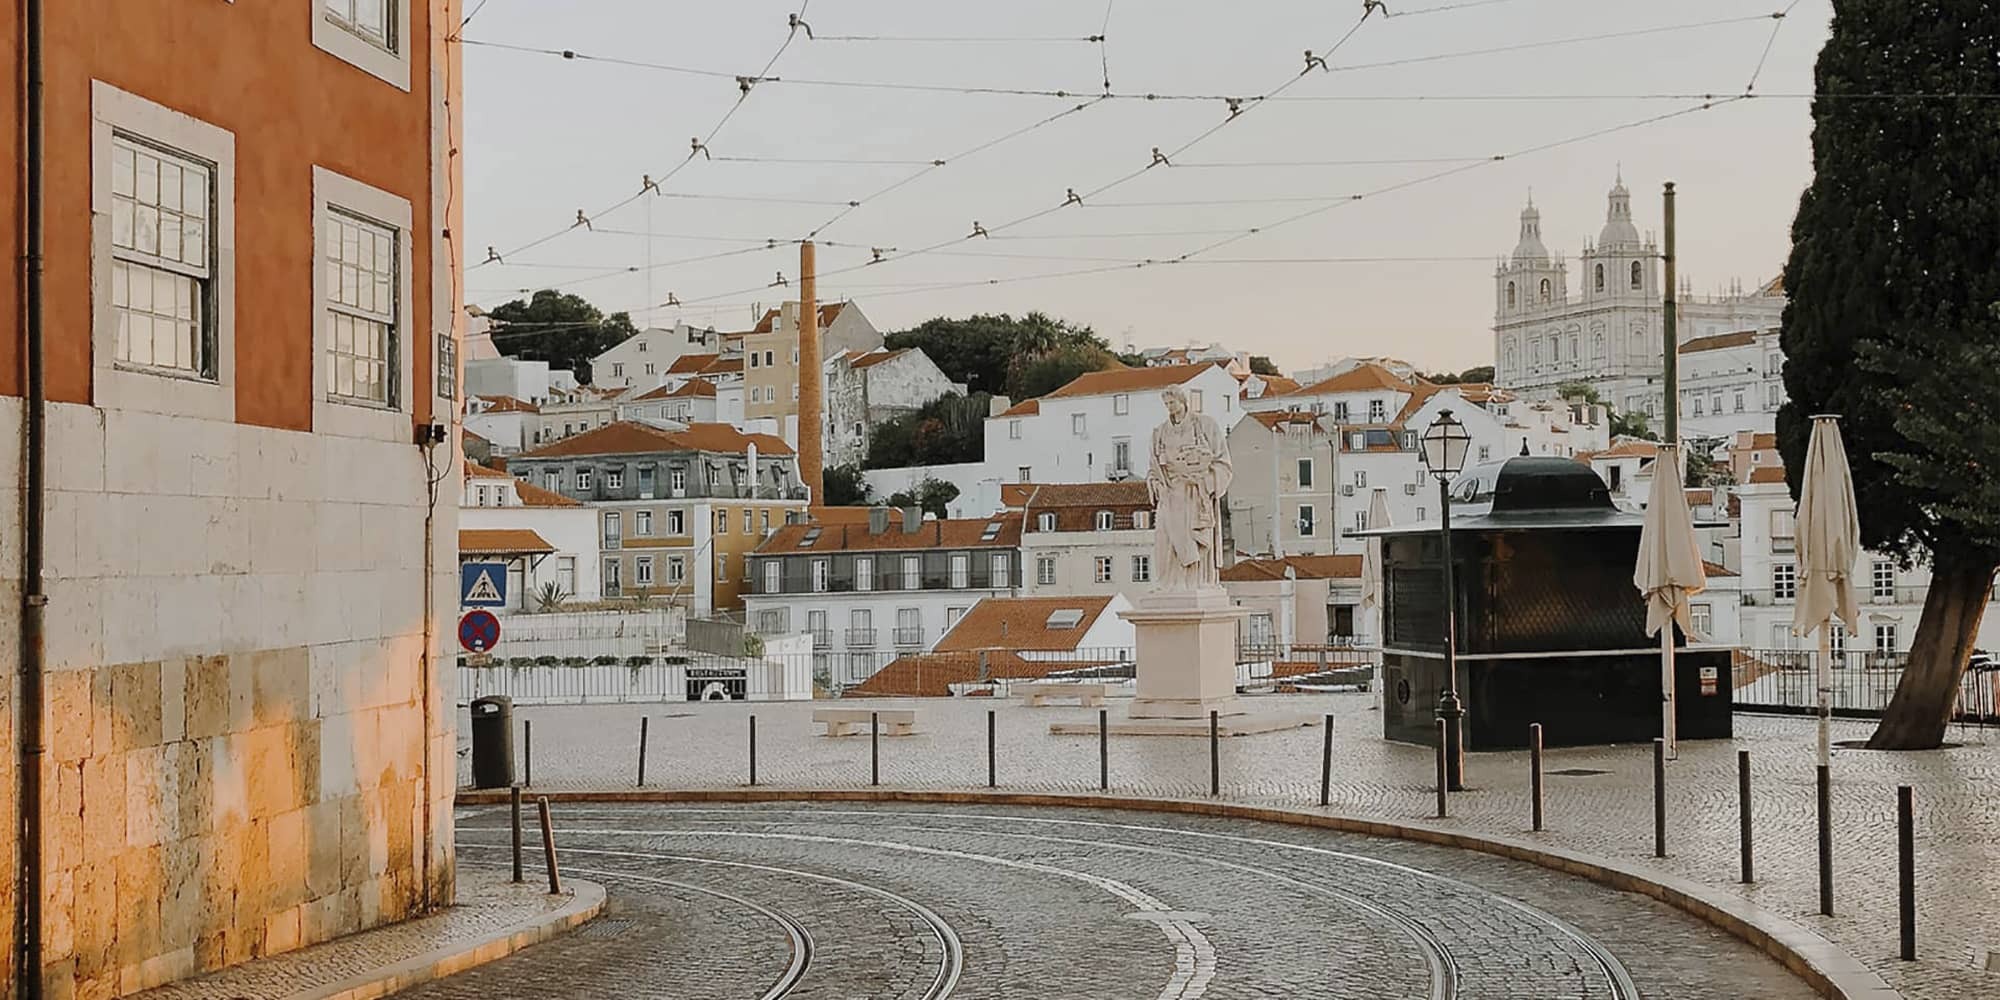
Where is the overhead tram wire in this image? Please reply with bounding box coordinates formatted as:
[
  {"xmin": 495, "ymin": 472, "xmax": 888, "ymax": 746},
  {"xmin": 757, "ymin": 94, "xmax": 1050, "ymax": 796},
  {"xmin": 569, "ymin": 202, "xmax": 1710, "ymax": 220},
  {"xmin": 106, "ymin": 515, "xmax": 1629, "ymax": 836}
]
[
  {"xmin": 470, "ymin": 1, "xmax": 816, "ymax": 269},
  {"xmin": 1745, "ymin": 1, "xmax": 1806, "ymax": 95},
  {"xmin": 1381, "ymin": 0, "xmax": 1534, "ymax": 16}
]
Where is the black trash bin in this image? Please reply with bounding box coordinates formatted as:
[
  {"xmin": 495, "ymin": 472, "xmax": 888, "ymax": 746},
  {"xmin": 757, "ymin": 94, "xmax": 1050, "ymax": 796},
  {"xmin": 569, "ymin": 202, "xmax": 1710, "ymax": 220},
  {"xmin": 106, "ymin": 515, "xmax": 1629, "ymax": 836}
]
[{"xmin": 470, "ymin": 696, "xmax": 515, "ymax": 789}]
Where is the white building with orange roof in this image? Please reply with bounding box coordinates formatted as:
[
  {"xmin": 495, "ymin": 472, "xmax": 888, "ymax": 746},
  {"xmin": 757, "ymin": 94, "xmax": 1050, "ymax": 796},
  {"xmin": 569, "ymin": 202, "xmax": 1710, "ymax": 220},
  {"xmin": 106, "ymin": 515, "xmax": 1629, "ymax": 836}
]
[
  {"xmin": 1677, "ymin": 327, "xmax": 1786, "ymax": 439},
  {"xmin": 463, "ymin": 393, "xmax": 540, "ymax": 454},
  {"xmin": 621, "ymin": 377, "xmax": 718, "ymax": 427},
  {"xmin": 590, "ymin": 320, "xmax": 727, "ymax": 391},
  {"xmin": 459, "ymin": 462, "xmax": 602, "ymax": 608},
  {"xmin": 1008, "ymin": 481, "xmax": 1158, "ymax": 599},
  {"xmin": 983, "ymin": 363, "xmax": 1243, "ymax": 485},
  {"xmin": 846, "ymin": 594, "xmax": 1136, "ymax": 698},
  {"xmin": 745, "ymin": 508, "xmax": 1025, "ymax": 686}
]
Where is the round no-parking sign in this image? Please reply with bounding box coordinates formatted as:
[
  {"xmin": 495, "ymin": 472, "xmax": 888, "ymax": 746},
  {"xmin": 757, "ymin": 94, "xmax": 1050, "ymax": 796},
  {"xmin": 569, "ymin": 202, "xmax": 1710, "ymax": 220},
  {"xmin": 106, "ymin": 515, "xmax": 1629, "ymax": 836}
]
[{"xmin": 458, "ymin": 610, "xmax": 501, "ymax": 653}]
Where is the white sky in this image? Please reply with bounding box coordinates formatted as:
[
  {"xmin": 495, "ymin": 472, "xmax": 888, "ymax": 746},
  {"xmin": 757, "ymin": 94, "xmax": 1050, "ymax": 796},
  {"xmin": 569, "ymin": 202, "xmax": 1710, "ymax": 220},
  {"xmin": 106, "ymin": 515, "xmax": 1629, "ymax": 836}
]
[{"xmin": 461, "ymin": 0, "xmax": 1830, "ymax": 374}]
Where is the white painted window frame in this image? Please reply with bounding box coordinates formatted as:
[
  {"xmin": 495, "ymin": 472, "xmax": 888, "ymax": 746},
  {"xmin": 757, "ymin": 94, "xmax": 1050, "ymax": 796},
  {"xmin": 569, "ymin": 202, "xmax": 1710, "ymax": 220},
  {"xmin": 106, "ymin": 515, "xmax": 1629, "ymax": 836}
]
[
  {"xmin": 89, "ymin": 81, "xmax": 237, "ymax": 421},
  {"xmin": 313, "ymin": 165, "xmax": 414, "ymax": 441},
  {"xmin": 313, "ymin": 0, "xmax": 413, "ymax": 92}
]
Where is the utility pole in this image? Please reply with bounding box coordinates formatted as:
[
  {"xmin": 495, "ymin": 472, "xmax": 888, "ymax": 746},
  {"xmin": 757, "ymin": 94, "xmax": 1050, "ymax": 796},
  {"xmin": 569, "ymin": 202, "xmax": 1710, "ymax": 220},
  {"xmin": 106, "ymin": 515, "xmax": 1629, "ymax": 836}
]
[
  {"xmin": 798, "ymin": 241, "xmax": 823, "ymax": 503},
  {"xmin": 1661, "ymin": 182, "xmax": 1678, "ymax": 444}
]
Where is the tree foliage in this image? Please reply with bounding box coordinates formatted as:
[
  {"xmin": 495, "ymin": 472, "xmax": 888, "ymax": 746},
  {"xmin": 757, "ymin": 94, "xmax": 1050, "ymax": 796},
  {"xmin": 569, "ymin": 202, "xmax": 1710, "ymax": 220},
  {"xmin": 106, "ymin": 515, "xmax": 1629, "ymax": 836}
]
[
  {"xmin": 1427, "ymin": 365, "xmax": 1496, "ymax": 385},
  {"xmin": 1248, "ymin": 355, "xmax": 1282, "ymax": 376},
  {"xmin": 886, "ymin": 478, "xmax": 962, "ymax": 520},
  {"xmin": 884, "ymin": 312, "xmax": 1113, "ymax": 399},
  {"xmin": 822, "ymin": 465, "xmax": 872, "ymax": 506},
  {"xmin": 1008, "ymin": 343, "xmax": 1121, "ymax": 401},
  {"xmin": 864, "ymin": 393, "xmax": 993, "ymax": 469},
  {"xmin": 1777, "ymin": 2, "xmax": 2000, "ymax": 747},
  {"xmin": 487, "ymin": 290, "xmax": 640, "ymax": 385}
]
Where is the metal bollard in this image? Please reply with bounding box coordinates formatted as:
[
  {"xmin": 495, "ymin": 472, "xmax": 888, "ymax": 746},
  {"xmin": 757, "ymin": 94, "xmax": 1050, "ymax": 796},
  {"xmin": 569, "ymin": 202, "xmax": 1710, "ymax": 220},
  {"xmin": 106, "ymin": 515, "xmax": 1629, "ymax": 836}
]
[
  {"xmin": 1098, "ymin": 709, "xmax": 1109, "ymax": 791},
  {"xmin": 749, "ymin": 714, "xmax": 758, "ymax": 786},
  {"xmin": 1738, "ymin": 750, "xmax": 1753, "ymax": 884},
  {"xmin": 1817, "ymin": 764, "xmax": 1833, "ymax": 915},
  {"xmin": 537, "ymin": 796, "xmax": 561, "ymax": 895},
  {"xmin": 986, "ymin": 709, "xmax": 996, "ymax": 788},
  {"xmin": 523, "ymin": 718, "xmax": 533, "ymax": 788},
  {"xmin": 1653, "ymin": 738, "xmax": 1667, "ymax": 858},
  {"xmin": 1209, "ymin": 711, "xmax": 1220, "ymax": 798},
  {"xmin": 1529, "ymin": 723, "xmax": 1544, "ymax": 832},
  {"xmin": 871, "ymin": 711, "xmax": 880, "ymax": 786},
  {"xmin": 509, "ymin": 785, "xmax": 524, "ymax": 884},
  {"xmin": 1318, "ymin": 714, "xmax": 1333, "ymax": 808},
  {"xmin": 1897, "ymin": 785, "xmax": 1915, "ymax": 961},
  {"xmin": 637, "ymin": 716, "xmax": 650, "ymax": 788},
  {"xmin": 1434, "ymin": 719, "xmax": 1448, "ymax": 819}
]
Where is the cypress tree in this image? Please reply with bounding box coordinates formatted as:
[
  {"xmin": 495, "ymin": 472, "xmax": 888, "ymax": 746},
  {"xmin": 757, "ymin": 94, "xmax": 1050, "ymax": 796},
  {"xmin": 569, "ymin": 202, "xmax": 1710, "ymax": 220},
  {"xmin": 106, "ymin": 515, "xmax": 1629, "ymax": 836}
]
[{"xmin": 1777, "ymin": 1, "xmax": 2000, "ymax": 748}]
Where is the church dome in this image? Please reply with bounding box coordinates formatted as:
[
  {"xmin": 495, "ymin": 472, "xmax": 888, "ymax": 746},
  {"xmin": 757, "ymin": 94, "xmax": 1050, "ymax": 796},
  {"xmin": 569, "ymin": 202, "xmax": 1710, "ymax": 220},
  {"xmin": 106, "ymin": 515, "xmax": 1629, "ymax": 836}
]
[
  {"xmin": 1512, "ymin": 199, "xmax": 1550, "ymax": 263},
  {"xmin": 1598, "ymin": 172, "xmax": 1642, "ymax": 248}
]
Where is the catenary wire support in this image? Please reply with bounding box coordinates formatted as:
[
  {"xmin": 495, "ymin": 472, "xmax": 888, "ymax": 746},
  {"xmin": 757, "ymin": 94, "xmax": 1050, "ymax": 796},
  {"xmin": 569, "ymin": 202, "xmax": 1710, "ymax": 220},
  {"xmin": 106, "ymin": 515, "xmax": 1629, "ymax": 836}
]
[
  {"xmin": 572, "ymin": 209, "xmax": 591, "ymax": 231},
  {"xmin": 788, "ymin": 12, "xmax": 813, "ymax": 39}
]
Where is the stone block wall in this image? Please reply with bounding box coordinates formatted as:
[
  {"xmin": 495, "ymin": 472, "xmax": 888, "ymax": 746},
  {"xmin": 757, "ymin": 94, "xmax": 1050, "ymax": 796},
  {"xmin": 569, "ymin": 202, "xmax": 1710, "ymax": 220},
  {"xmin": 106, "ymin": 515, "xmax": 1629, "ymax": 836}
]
[{"xmin": 0, "ymin": 399, "xmax": 457, "ymax": 998}]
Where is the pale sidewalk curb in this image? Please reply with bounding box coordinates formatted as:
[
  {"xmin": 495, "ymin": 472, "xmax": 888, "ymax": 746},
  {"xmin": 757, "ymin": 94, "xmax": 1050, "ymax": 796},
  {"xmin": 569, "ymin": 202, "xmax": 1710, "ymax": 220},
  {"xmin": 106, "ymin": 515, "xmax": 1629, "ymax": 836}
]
[
  {"xmin": 300, "ymin": 880, "xmax": 606, "ymax": 1000},
  {"xmin": 459, "ymin": 786, "xmax": 1899, "ymax": 1000}
]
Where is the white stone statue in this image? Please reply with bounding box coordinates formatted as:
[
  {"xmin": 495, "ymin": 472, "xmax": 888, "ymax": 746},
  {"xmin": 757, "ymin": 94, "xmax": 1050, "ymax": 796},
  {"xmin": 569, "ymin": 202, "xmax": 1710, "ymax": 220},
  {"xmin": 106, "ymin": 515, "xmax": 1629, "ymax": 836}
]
[{"xmin": 1146, "ymin": 384, "xmax": 1233, "ymax": 592}]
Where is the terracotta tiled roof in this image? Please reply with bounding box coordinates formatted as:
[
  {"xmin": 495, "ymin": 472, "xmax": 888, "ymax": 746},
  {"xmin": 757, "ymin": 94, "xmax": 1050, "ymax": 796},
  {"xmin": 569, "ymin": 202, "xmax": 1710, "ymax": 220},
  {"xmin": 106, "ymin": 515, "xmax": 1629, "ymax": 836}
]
[
  {"xmin": 1455, "ymin": 383, "xmax": 1512, "ymax": 405},
  {"xmin": 999, "ymin": 484, "xmax": 1036, "ymax": 508},
  {"xmin": 1389, "ymin": 380, "xmax": 1444, "ymax": 426},
  {"xmin": 849, "ymin": 348, "xmax": 908, "ymax": 370},
  {"xmin": 632, "ymin": 379, "xmax": 718, "ymax": 401},
  {"xmin": 1580, "ymin": 438, "xmax": 1660, "ymax": 462},
  {"xmin": 517, "ymin": 420, "xmax": 792, "ymax": 459},
  {"xmin": 1748, "ymin": 432, "xmax": 1778, "ymax": 450},
  {"xmin": 1684, "ymin": 488, "xmax": 1714, "ymax": 506},
  {"xmin": 1016, "ymin": 481, "xmax": 1153, "ymax": 509},
  {"xmin": 933, "ymin": 596, "xmax": 1116, "ymax": 652},
  {"xmin": 845, "ymin": 650, "xmax": 1072, "ymax": 698},
  {"xmin": 1702, "ymin": 560, "xmax": 1739, "ymax": 578},
  {"xmin": 1247, "ymin": 409, "xmax": 1325, "ymax": 431},
  {"xmin": 805, "ymin": 506, "xmax": 878, "ymax": 524},
  {"xmin": 1679, "ymin": 330, "xmax": 1759, "ymax": 354},
  {"xmin": 476, "ymin": 394, "xmax": 540, "ymax": 414},
  {"xmin": 996, "ymin": 398, "xmax": 1040, "ymax": 417},
  {"xmin": 1222, "ymin": 554, "xmax": 1363, "ymax": 582},
  {"xmin": 459, "ymin": 529, "xmax": 555, "ymax": 556},
  {"xmin": 700, "ymin": 356, "xmax": 744, "ymax": 377},
  {"xmin": 1748, "ymin": 465, "xmax": 1787, "ymax": 485},
  {"xmin": 1044, "ymin": 364, "xmax": 1210, "ymax": 399},
  {"xmin": 665, "ymin": 353, "xmax": 720, "ymax": 375},
  {"xmin": 515, "ymin": 479, "xmax": 582, "ymax": 507},
  {"xmin": 751, "ymin": 302, "xmax": 847, "ymax": 334},
  {"xmin": 759, "ymin": 512, "xmax": 1022, "ymax": 553},
  {"xmin": 462, "ymin": 428, "xmax": 492, "ymax": 447},
  {"xmin": 1289, "ymin": 362, "xmax": 1411, "ymax": 397},
  {"xmin": 465, "ymin": 463, "xmax": 512, "ymax": 480},
  {"xmin": 1246, "ymin": 375, "xmax": 1301, "ymax": 397}
]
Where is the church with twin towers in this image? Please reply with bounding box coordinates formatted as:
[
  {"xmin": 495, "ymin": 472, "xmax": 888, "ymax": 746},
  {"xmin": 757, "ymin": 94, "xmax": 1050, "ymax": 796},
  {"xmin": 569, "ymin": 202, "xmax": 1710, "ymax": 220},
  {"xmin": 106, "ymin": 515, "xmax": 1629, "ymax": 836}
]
[{"xmin": 1491, "ymin": 172, "xmax": 1786, "ymax": 425}]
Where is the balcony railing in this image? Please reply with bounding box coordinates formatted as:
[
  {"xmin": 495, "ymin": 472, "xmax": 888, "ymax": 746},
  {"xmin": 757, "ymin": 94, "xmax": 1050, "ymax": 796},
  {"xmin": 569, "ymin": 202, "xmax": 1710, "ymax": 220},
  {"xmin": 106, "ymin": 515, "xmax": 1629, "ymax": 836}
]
[
  {"xmin": 809, "ymin": 629, "xmax": 831, "ymax": 650},
  {"xmin": 894, "ymin": 627, "xmax": 924, "ymax": 646},
  {"xmin": 846, "ymin": 628, "xmax": 877, "ymax": 647}
]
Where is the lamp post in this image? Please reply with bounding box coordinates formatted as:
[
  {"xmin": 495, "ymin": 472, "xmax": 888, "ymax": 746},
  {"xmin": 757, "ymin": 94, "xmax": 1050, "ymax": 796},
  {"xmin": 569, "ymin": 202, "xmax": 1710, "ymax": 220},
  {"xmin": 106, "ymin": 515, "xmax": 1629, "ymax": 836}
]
[{"xmin": 1421, "ymin": 410, "xmax": 1472, "ymax": 791}]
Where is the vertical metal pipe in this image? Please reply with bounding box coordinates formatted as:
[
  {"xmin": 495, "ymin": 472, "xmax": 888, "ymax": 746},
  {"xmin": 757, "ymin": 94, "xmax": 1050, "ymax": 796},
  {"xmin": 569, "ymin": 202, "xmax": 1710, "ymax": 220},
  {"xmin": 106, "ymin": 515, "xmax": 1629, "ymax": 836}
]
[
  {"xmin": 524, "ymin": 718, "xmax": 533, "ymax": 787},
  {"xmin": 1897, "ymin": 786, "xmax": 1915, "ymax": 961},
  {"xmin": 1318, "ymin": 714, "xmax": 1333, "ymax": 807},
  {"xmin": 1098, "ymin": 709, "xmax": 1108, "ymax": 791},
  {"xmin": 537, "ymin": 797, "xmax": 561, "ymax": 895},
  {"xmin": 749, "ymin": 714, "xmax": 758, "ymax": 786},
  {"xmin": 986, "ymin": 709, "xmax": 996, "ymax": 788},
  {"xmin": 870, "ymin": 710, "xmax": 880, "ymax": 786},
  {"xmin": 19, "ymin": 0, "xmax": 48, "ymax": 993},
  {"xmin": 1818, "ymin": 764, "xmax": 1834, "ymax": 915},
  {"xmin": 1436, "ymin": 478, "xmax": 1464, "ymax": 790},
  {"xmin": 1208, "ymin": 711, "xmax": 1219, "ymax": 797},
  {"xmin": 1662, "ymin": 181, "xmax": 1679, "ymax": 443},
  {"xmin": 1529, "ymin": 723, "xmax": 1544, "ymax": 832},
  {"xmin": 1653, "ymin": 738, "xmax": 1667, "ymax": 858},
  {"xmin": 1738, "ymin": 750, "xmax": 1753, "ymax": 883},
  {"xmin": 509, "ymin": 786, "xmax": 524, "ymax": 883},
  {"xmin": 1433, "ymin": 719, "xmax": 1448, "ymax": 819},
  {"xmin": 636, "ymin": 716, "xmax": 649, "ymax": 787}
]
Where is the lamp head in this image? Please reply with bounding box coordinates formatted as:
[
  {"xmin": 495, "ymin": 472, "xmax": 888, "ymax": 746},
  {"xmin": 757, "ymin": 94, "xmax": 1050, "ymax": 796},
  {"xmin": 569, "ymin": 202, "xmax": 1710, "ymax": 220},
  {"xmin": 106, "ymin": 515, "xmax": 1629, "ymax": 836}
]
[{"xmin": 1421, "ymin": 409, "xmax": 1472, "ymax": 480}]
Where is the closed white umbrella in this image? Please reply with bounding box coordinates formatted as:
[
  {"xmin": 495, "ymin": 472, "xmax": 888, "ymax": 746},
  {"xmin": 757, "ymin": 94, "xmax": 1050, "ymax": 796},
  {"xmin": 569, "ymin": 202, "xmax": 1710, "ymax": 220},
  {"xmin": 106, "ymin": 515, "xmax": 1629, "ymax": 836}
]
[
  {"xmin": 1360, "ymin": 489, "xmax": 1392, "ymax": 709},
  {"xmin": 1634, "ymin": 443, "xmax": 1707, "ymax": 756},
  {"xmin": 1793, "ymin": 415, "xmax": 1862, "ymax": 767}
]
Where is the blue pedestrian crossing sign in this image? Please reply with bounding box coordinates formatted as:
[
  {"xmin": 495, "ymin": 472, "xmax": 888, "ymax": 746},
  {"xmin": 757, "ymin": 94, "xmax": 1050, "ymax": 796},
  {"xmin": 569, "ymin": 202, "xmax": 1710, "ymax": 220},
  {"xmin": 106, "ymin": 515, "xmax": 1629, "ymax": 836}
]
[{"xmin": 460, "ymin": 562, "xmax": 508, "ymax": 608}]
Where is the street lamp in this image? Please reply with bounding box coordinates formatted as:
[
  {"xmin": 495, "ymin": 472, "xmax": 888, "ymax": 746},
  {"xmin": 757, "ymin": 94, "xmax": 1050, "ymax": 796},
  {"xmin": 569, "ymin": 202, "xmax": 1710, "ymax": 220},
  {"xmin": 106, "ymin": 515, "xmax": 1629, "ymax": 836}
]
[{"xmin": 1420, "ymin": 409, "xmax": 1472, "ymax": 791}]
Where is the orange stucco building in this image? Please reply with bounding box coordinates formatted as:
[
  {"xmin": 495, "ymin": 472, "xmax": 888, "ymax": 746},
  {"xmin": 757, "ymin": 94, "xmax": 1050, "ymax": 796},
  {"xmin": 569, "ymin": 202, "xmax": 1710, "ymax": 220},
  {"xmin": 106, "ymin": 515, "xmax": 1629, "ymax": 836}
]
[{"xmin": 2, "ymin": 2, "xmax": 464, "ymax": 996}]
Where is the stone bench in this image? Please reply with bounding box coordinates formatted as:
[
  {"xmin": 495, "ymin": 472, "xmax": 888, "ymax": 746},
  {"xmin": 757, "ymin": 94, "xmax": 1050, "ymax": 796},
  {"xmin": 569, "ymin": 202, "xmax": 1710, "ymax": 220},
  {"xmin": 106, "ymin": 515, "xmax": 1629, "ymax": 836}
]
[
  {"xmin": 813, "ymin": 708, "xmax": 917, "ymax": 737},
  {"xmin": 1023, "ymin": 682, "xmax": 1108, "ymax": 707}
]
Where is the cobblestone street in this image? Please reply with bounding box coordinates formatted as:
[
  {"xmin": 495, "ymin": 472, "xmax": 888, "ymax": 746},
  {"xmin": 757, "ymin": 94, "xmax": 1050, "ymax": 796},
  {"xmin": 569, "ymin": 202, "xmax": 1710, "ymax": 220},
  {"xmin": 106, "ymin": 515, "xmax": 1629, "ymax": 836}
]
[
  {"xmin": 456, "ymin": 693, "xmax": 2000, "ymax": 999},
  {"xmin": 402, "ymin": 802, "xmax": 1820, "ymax": 999}
]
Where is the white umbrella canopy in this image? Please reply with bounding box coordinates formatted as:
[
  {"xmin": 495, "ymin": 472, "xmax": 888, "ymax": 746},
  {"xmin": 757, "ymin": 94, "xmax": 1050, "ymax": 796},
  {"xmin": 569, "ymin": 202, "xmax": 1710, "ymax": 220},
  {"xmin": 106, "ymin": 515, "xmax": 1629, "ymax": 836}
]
[
  {"xmin": 1793, "ymin": 415, "xmax": 1862, "ymax": 767},
  {"xmin": 1793, "ymin": 417, "xmax": 1863, "ymax": 641},
  {"xmin": 1359, "ymin": 488, "xmax": 1392, "ymax": 617},
  {"xmin": 1634, "ymin": 444, "xmax": 1709, "ymax": 638},
  {"xmin": 1634, "ymin": 443, "xmax": 1707, "ymax": 755}
]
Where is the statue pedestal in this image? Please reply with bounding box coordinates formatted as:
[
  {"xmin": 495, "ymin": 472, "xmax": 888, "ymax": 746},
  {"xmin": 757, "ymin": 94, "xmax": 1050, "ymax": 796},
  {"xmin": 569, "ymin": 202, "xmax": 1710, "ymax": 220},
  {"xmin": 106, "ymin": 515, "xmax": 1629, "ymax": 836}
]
[{"xmin": 1122, "ymin": 588, "xmax": 1248, "ymax": 720}]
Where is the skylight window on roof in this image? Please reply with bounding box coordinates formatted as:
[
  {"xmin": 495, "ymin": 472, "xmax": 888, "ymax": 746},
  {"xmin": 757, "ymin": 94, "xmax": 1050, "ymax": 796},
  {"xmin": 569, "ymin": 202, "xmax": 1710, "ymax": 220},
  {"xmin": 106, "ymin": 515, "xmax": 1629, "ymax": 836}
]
[
  {"xmin": 1046, "ymin": 609, "xmax": 1084, "ymax": 629},
  {"xmin": 980, "ymin": 521, "xmax": 1003, "ymax": 541},
  {"xmin": 798, "ymin": 527, "xmax": 822, "ymax": 548}
]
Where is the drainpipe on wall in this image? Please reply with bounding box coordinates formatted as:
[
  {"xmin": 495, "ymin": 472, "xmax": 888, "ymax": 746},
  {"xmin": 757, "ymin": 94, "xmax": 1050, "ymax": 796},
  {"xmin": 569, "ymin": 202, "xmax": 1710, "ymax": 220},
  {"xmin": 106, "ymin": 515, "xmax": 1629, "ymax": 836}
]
[{"xmin": 18, "ymin": 0, "xmax": 48, "ymax": 996}]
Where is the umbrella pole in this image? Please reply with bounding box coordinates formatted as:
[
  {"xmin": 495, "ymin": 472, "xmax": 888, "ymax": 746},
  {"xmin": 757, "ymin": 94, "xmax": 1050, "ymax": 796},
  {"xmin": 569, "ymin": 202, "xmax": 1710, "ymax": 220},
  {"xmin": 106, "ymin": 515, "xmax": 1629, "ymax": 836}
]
[
  {"xmin": 1816, "ymin": 626, "xmax": 1832, "ymax": 768},
  {"xmin": 1661, "ymin": 625, "xmax": 1678, "ymax": 759}
]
